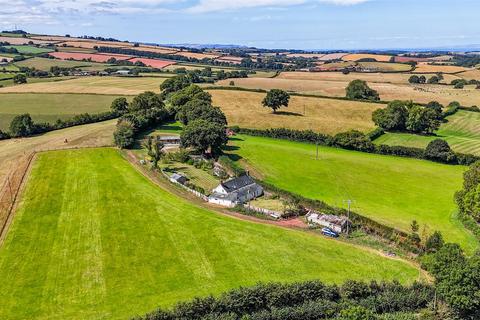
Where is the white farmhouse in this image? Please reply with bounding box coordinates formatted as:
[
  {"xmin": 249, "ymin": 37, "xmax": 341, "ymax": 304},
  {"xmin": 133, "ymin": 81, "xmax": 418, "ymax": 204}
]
[{"xmin": 208, "ymin": 175, "xmax": 263, "ymax": 207}]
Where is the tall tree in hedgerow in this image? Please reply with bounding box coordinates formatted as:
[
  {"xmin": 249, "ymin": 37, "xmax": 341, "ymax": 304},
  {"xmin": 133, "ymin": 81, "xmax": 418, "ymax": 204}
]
[
  {"xmin": 262, "ymin": 89, "xmax": 290, "ymax": 113},
  {"xmin": 345, "ymin": 79, "xmax": 379, "ymax": 101},
  {"xmin": 9, "ymin": 113, "xmax": 35, "ymax": 137}
]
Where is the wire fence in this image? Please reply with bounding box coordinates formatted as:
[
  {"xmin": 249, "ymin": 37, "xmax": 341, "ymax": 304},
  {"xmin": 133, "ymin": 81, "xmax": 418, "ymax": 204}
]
[{"xmin": 0, "ymin": 152, "xmax": 36, "ymax": 242}]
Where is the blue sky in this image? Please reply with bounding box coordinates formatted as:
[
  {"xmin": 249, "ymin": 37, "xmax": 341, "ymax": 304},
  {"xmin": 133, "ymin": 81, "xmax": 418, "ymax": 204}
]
[{"xmin": 1, "ymin": 0, "xmax": 479, "ymax": 50}]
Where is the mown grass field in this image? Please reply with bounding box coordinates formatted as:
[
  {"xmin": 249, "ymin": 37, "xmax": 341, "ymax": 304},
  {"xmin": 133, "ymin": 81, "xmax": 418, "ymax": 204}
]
[
  {"xmin": 0, "ymin": 93, "xmax": 123, "ymax": 130},
  {"xmin": 0, "ymin": 148, "xmax": 421, "ymax": 320},
  {"xmin": 4, "ymin": 45, "xmax": 53, "ymax": 54},
  {"xmin": 0, "ymin": 76, "xmax": 164, "ymax": 95},
  {"xmin": 209, "ymin": 89, "xmax": 379, "ymax": 134},
  {"xmin": 374, "ymin": 110, "xmax": 480, "ymax": 155},
  {"xmin": 228, "ymin": 135, "xmax": 478, "ymax": 253},
  {"xmin": 14, "ymin": 57, "xmax": 109, "ymax": 71}
]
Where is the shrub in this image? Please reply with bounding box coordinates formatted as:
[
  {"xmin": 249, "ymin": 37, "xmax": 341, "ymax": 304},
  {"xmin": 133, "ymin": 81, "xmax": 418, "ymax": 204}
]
[
  {"xmin": 9, "ymin": 113, "xmax": 35, "ymax": 137},
  {"xmin": 424, "ymin": 139, "xmax": 456, "ymax": 163},
  {"xmin": 345, "ymin": 80, "xmax": 380, "ymax": 101},
  {"xmin": 113, "ymin": 121, "xmax": 135, "ymax": 148}
]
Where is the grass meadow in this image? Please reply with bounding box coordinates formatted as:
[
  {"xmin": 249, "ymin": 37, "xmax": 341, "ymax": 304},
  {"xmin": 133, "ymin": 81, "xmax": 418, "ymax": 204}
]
[
  {"xmin": 209, "ymin": 89, "xmax": 379, "ymax": 134},
  {"xmin": 0, "ymin": 93, "xmax": 123, "ymax": 130},
  {"xmin": 0, "ymin": 148, "xmax": 421, "ymax": 320},
  {"xmin": 4, "ymin": 45, "xmax": 53, "ymax": 55},
  {"xmin": 228, "ymin": 135, "xmax": 478, "ymax": 253},
  {"xmin": 374, "ymin": 110, "xmax": 480, "ymax": 155},
  {"xmin": 0, "ymin": 76, "xmax": 165, "ymax": 95},
  {"xmin": 14, "ymin": 57, "xmax": 109, "ymax": 71},
  {"xmin": 216, "ymin": 75, "xmax": 480, "ymax": 106}
]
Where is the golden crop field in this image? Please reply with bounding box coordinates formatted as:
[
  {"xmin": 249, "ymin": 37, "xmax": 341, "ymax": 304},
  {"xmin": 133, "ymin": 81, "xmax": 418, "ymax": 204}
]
[
  {"xmin": 57, "ymin": 41, "xmax": 132, "ymax": 49},
  {"xmin": 286, "ymin": 53, "xmax": 326, "ymax": 59},
  {"xmin": 209, "ymin": 89, "xmax": 379, "ymax": 134},
  {"xmin": 457, "ymin": 69, "xmax": 480, "ymax": 81},
  {"xmin": 412, "ymin": 63, "xmax": 469, "ymax": 74},
  {"xmin": 318, "ymin": 52, "xmax": 349, "ymax": 60},
  {"xmin": 277, "ymin": 71, "xmax": 460, "ymax": 84},
  {"xmin": 357, "ymin": 61, "xmax": 412, "ymax": 72},
  {"xmin": 342, "ymin": 53, "xmax": 393, "ymax": 62},
  {"xmin": 0, "ymin": 76, "xmax": 164, "ymax": 95},
  {"xmin": 128, "ymin": 46, "xmax": 178, "ymax": 55},
  {"xmin": 0, "ymin": 36, "xmax": 53, "ymax": 45},
  {"xmin": 175, "ymin": 51, "xmax": 221, "ymax": 60}
]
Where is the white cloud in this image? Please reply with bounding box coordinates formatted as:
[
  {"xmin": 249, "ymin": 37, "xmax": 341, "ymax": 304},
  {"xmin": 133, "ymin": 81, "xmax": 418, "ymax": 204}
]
[{"xmin": 187, "ymin": 0, "xmax": 369, "ymax": 13}]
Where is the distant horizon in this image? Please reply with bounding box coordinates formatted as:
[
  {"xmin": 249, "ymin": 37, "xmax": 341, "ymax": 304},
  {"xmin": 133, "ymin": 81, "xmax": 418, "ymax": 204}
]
[{"xmin": 2, "ymin": 0, "xmax": 479, "ymax": 51}]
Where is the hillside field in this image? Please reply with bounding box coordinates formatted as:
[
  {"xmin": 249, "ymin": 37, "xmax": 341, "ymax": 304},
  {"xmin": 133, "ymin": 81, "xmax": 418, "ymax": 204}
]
[
  {"xmin": 14, "ymin": 57, "xmax": 109, "ymax": 71},
  {"xmin": 4, "ymin": 45, "xmax": 53, "ymax": 54},
  {"xmin": 228, "ymin": 135, "xmax": 478, "ymax": 253},
  {"xmin": 0, "ymin": 148, "xmax": 420, "ymax": 320},
  {"xmin": 216, "ymin": 77, "xmax": 480, "ymax": 106},
  {"xmin": 0, "ymin": 76, "xmax": 164, "ymax": 95},
  {"xmin": 374, "ymin": 110, "xmax": 480, "ymax": 155},
  {"xmin": 209, "ymin": 90, "xmax": 379, "ymax": 134},
  {"xmin": 0, "ymin": 93, "xmax": 123, "ymax": 130}
]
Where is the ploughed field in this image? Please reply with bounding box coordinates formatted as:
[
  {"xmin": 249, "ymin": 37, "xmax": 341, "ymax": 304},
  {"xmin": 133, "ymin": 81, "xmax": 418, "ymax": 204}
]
[
  {"xmin": 374, "ymin": 110, "xmax": 480, "ymax": 156},
  {"xmin": 0, "ymin": 93, "xmax": 124, "ymax": 130},
  {"xmin": 0, "ymin": 148, "xmax": 420, "ymax": 320},
  {"xmin": 228, "ymin": 135, "xmax": 478, "ymax": 253}
]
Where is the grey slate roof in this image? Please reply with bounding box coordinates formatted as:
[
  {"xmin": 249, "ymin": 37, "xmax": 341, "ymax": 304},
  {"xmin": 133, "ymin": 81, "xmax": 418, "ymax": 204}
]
[{"xmin": 221, "ymin": 175, "xmax": 255, "ymax": 192}]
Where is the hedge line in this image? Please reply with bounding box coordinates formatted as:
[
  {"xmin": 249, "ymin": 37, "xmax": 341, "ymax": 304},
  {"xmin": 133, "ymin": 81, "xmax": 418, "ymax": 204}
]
[
  {"xmin": 232, "ymin": 127, "xmax": 480, "ymax": 166},
  {"xmin": 0, "ymin": 111, "xmax": 118, "ymax": 141},
  {"xmin": 204, "ymin": 86, "xmax": 389, "ymax": 105},
  {"xmin": 135, "ymin": 280, "xmax": 433, "ymax": 320}
]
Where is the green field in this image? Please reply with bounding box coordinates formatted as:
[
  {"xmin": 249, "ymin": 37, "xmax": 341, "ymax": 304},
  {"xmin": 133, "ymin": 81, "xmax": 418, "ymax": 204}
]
[
  {"xmin": 374, "ymin": 110, "xmax": 480, "ymax": 155},
  {"xmin": 14, "ymin": 57, "xmax": 108, "ymax": 71},
  {"xmin": 4, "ymin": 45, "xmax": 53, "ymax": 54},
  {"xmin": 228, "ymin": 135, "xmax": 478, "ymax": 253},
  {"xmin": 0, "ymin": 148, "xmax": 420, "ymax": 320},
  {"xmin": 0, "ymin": 93, "xmax": 123, "ymax": 130}
]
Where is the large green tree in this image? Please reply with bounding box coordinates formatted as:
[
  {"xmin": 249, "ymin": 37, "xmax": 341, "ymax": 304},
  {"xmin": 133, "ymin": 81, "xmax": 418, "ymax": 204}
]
[
  {"xmin": 180, "ymin": 119, "xmax": 228, "ymax": 155},
  {"xmin": 371, "ymin": 100, "xmax": 410, "ymax": 131},
  {"xmin": 111, "ymin": 97, "xmax": 129, "ymax": 115},
  {"xmin": 345, "ymin": 80, "xmax": 379, "ymax": 101},
  {"xmin": 262, "ymin": 89, "xmax": 290, "ymax": 113},
  {"xmin": 406, "ymin": 106, "xmax": 440, "ymax": 134},
  {"xmin": 424, "ymin": 139, "xmax": 456, "ymax": 163},
  {"xmin": 9, "ymin": 113, "xmax": 35, "ymax": 137},
  {"xmin": 128, "ymin": 91, "xmax": 164, "ymax": 113},
  {"xmin": 113, "ymin": 121, "xmax": 135, "ymax": 149},
  {"xmin": 456, "ymin": 161, "xmax": 480, "ymax": 222}
]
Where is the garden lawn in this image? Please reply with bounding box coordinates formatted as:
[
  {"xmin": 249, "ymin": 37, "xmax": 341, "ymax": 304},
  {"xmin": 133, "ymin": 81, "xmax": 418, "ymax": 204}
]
[
  {"xmin": 0, "ymin": 93, "xmax": 125, "ymax": 130},
  {"xmin": 374, "ymin": 110, "xmax": 480, "ymax": 156},
  {"xmin": 228, "ymin": 135, "xmax": 478, "ymax": 253},
  {"xmin": 0, "ymin": 148, "xmax": 420, "ymax": 320}
]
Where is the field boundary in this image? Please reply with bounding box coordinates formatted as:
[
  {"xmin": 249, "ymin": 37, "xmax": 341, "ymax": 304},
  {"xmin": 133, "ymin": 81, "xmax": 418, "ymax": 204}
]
[{"xmin": 0, "ymin": 152, "xmax": 36, "ymax": 245}]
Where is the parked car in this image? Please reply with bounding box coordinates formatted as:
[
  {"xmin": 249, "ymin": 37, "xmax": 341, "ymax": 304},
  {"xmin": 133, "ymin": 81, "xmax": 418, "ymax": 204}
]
[{"xmin": 321, "ymin": 227, "xmax": 339, "ymax": 238}]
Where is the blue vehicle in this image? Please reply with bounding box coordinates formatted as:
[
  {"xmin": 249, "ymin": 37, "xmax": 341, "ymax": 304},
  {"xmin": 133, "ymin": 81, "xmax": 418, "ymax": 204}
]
[{"xmin": 321, "ymin": 227, "xmax": 339, "ymax": 238}]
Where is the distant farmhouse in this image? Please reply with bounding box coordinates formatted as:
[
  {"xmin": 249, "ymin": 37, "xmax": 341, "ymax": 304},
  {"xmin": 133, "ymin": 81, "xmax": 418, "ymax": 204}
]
[
  {"xmin": 159, "ymin": 135, "xmax": 181, "ymax": 147},
  {"xmin": 306, "ymin": 211, "xmax": 349, "ymax": 233},
  {"xmin": 208, "ymin": 175, "xmax": 263, "ymax": 207}
]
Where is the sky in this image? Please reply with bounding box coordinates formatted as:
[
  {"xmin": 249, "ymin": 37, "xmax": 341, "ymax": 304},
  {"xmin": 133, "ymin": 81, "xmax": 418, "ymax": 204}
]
[{"xmin": 1, "ymin": 0, "xmax": 479, "ymax": 50}]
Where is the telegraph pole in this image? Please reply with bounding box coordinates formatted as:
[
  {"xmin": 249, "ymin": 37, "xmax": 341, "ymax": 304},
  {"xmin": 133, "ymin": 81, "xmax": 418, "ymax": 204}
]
[{"xmin": 343, "ymin": 199, "xmax": 353, "ymax": 235}]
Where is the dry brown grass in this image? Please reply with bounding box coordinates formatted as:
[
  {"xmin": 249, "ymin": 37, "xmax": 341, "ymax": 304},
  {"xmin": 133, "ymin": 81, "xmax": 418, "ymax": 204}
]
[
  {"xmin": 457, "ymin": 69, "xmax": 480, "ymax": 81},
  {"xmin": 318, "ymin": 53, "xmax": 349, "ymax": 61},
  {"xmin": 57, "ymin": 41, "xmax": 132, "ymax": 49},
  {"xmin": 277, "ymin": 71, "xmax": 460, "ymax": 84},
  {"xmin": 129, "ymin": 46, "xmax": 178, "ymax": 55},
  {"xmin": 357, "ymin": 61, "xmax": 412, "ymax": 72},
  {"xmin": 286, "ymin": 53, "xmax": 326, "ymax": 59},
  {"xmin": 343, "ymin": 53, "xmax": 393, "ymax": 62},
  {"xmin": 0, "ymin": 120, "xmax": 116, "ymax": 188},
  {"xmin": 0, "ymin": 36, "xmax": 52, "ymax": 45},
  {"xmin": 0, "ymin": 76, "xmax": 164, "ymax": 95},
  {"xmin": 413, "ymin": 63, "xmax": 469, "ymax": 74},
  {"xmin": 209, "ymin": 89, "xmax": 379, "ymax": 134},
  {"xmin": 175, "ymin": 51, "xmax": 220, "ymax": 60},
  {"xmin": 215, "ymin": 77, "xmax": 480, "ymax": 106}
]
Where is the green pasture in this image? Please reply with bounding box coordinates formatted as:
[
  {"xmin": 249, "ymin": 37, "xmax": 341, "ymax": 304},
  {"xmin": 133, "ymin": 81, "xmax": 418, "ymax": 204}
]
[
  {"xmin": 0, "ymin": 148, "xmax": 420, "ymax": 319},
  {"xmin": 374, "ymin": 110, "xmax": 480, "ymax": 155},
  {"xmin": 228, "ymin": 135, "xmax": 478, "ymax": 253},
  {"xmin": 4, "ymin": 45, "xmax": 53, "ymax": 55},
  {"xmin": 14, "ymin": 57, "xmax": 108, "ymax": 71},
  {"xmin": 0, "ymin": 93, "xmax": 122, "ymax": 130}
]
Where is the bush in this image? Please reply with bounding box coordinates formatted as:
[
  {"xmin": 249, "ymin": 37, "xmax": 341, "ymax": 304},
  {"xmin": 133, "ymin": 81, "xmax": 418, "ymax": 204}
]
[
  {"xmin": 332, "ymin": 130, "xmax": 374, "ymax": 152},
  {"xmin": 345, "ymin": 80, "xmax": 380, "ymax": 101},
  {"xmin": 424, "ymin": 139, "xmax": 456, "ymax": 163},
  {"xmin": 9, "ymin": 113, "xmax": 35, "ymax": 137}
]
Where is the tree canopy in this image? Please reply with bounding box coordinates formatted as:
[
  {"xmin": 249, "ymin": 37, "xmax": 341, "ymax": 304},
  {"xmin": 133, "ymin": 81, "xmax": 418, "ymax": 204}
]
[
  {"xmin": 262, "ymin": 89, "xmax": 290, "ymax": 113},
  {"xmin": 9, "ymin": 113, "xmax": 35, "ymax": 137},
  {"xmin": 345, "ymin": 80, "xmax": 380, "ymax": 101},
  {"xmin": 180, "ymin": 119, "xmax": 228, "ymax": 155}
]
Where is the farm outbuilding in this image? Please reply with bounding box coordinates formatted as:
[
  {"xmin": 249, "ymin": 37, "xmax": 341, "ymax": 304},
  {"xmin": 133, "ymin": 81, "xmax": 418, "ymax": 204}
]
[
  {"xmin": 306, "ymin": 211, "xmax": 349, "ymax": 233},
  {"xmin": 159, "ymin": 135, "xmax": 181, "ymax": 146},
  {"xmin": 169, "ymin": 173, "xmax": 187, "ymax": 185},
  {"xmin": 208, "ymin": 175, "xmax": 263, "ymax": 207}
]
